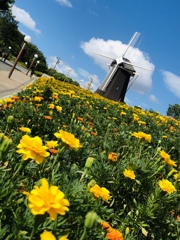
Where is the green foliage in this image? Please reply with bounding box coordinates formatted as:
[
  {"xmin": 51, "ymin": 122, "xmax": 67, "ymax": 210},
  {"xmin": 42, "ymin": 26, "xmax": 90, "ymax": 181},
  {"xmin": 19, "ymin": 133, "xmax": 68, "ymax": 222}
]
[
  {"xmin": 34, "ymin": 71, "xmax": 43, "ymax": 77},
  {"xmin": 47, "ymin": 68, "xmax": 80, "ymax": 87},
  {"xmin": 0, "ymin": 8, "xmax": 23, "ymax": 54},
  {"xmin": 0, "ymin": 77, "xmax": 180, "ymax": 240},
  {"xmin": 0, "ymin": 0, "xmax": 14, "ymax": 11},
  {"xmin": 167, "ymin": 103, "xmax": 180, "ymax": 120}
]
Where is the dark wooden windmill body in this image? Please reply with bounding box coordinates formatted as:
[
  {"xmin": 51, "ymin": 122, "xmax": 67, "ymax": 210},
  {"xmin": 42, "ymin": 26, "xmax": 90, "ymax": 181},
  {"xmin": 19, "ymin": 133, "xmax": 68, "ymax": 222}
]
[
  {"xmin": 95, "ymin": 58, "xmax": 136, "ymax": 102},
  {"xmin": 95, "ymin": 32, "xmax": 148, "ymax": 102}
]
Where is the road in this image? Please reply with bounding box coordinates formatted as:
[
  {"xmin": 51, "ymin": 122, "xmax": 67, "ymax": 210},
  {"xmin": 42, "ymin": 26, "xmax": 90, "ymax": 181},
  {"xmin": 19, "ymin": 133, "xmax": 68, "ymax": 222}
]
[{"xmin": 0, "ymin": 59, "xmax": 37, "ymax": 98}]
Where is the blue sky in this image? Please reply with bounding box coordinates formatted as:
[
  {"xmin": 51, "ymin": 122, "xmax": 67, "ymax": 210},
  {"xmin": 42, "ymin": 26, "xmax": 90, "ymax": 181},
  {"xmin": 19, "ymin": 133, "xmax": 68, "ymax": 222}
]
[{"xmin": 11, "ymin": 0, "xmax": 180, "ymax": 116}]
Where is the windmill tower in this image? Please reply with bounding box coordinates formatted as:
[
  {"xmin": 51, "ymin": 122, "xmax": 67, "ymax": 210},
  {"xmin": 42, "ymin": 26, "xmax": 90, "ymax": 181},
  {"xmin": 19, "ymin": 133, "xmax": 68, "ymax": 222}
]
[{"xmin": 95, "ymin": 32, "xmax": 149, "ymax": 102}]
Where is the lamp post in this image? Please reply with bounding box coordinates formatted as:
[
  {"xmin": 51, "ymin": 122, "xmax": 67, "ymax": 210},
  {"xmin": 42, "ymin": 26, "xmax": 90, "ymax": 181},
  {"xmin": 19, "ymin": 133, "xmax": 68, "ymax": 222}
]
[
  {"xmin": 35, "ymin": 60, "xmax": 40, "ymax": 67},
  {"xmin": 53, "ymin": 57, "xmax": 60, "ymax": 70},
  {"xmin": 26, "ymin": 54, "xmax": 38, "ymax": 75},
  {"xmin": 8, "ymin": 35, "xmax": 31, "ymax": 78}
]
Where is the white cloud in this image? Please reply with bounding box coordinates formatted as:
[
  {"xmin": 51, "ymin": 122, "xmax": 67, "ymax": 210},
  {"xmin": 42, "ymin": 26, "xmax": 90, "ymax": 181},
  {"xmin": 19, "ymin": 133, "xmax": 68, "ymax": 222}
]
[
  {"xmin": 149, "ymin": 94, "xmax": 160, "ymax": 103},
  {"xmin": 48, "ymin": 56, "xmax": 100, "ymax": 90},
  {"xmin": 12, "ymin": 5, "xmax": 41, "ymax": 34},
  {"xmin": 56, "ymin": 0, "xmax": 72, "ymax": 7},
  {"xmin": 162, "ymin": 70, "xmax": 180, "ymax": 99},
  {"xmin": 77, "ymin": 68, "xmax": 100, "ymax": 91},
  {"xmin": 80, "ymin": 37, "xmax": 155, "ymax": 94}
]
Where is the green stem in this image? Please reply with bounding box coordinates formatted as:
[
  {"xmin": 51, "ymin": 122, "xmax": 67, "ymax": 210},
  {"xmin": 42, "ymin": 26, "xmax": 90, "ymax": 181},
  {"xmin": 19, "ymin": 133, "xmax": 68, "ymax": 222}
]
[
  {"xmin": 80, "ymin": 227, "xmax": 87, "ymax": 240},
  {"xmin": 53, "ymin": 217, "xmax": 57, "ymax": 231},
  {"xmin": 12, "ymin": 161, "xmax": 23, "ymax": 180},
  {"xmin": 80, "ymin": 169, "xmax": 87, "ymax": 182},
  {"xmin": 0, "ymin": 151, "xmax": 2, "ymax": 162},
  {"xmin": 4, "ymin": 124, "xmax": 9, "ymax": 135},
  {"xmin": 29, "ymin": 226, "xmax": 35, "ymax": 240}
]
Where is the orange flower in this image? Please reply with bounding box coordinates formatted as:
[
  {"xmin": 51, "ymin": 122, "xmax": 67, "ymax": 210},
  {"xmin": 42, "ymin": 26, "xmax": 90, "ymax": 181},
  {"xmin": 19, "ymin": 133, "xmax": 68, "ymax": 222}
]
[
  {"xmin": 108, "ymin": 152, "xmax": 118, "ymax": 162},
  {"xmin": 49, "ymin": 149, "xmax": 58, "ymax": 155},
  {"xmin": 45, "ymin": 116, "xmax": 52, "ymax": 120},
  {"xmin": 101, "ymin": 222, "xmax": 124, "ymax": 240},
  {"xmin": 88, "ymin": 121, "xmax": 94, "ymax": 127},
  {"xmin": 11, "ymin": 95, "xmax": 19, "ymax": 100},
  {"xmin": 91, "ymin": 131, "xmax": 97, "ymax": 136},
  {"xmin": 3, "ymin": 103, "xmax": 7, "ymax": 109},
  {"xmin": 177, "ymin": 215, "xmax": 180, "ymax": 222},
  {"xmin": 77, "ymin": 117, "xmax": 84, "ymax": 122},
  {"xmin": 170, "ymin": 126, "xmax": 174, "ymax": 132},
  {"xmin": 106, "ymin": 228, "xmax": 124, "ymax": 240},
  {"xmin": 101, "ymin": 222, "xmax": 112, "ymax": 230}
]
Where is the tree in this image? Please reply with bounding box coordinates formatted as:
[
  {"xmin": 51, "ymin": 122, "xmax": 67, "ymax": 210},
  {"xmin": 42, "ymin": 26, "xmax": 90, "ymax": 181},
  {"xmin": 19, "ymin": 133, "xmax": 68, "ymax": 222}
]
[
  {"xmin": 21, "ymin": 43, "xmax": 48, "ymax": 73},
  {"xmin": 0, "ymin": 0, "xmax": 14, "ymax": 11},
  {"xmin": 0, "ymin": 8, "xmax": 23, "ymax": 54},
  {"xmin": 166, "ymin": 104, "xmax": 180, "ymax": 120}
]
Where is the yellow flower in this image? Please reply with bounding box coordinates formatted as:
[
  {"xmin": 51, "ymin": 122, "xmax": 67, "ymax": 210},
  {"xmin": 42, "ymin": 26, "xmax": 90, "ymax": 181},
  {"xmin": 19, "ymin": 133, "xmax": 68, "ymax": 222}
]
[
  {"xmin": 174, "ymin": 173, "xmax": 180, "ymax": 181},
  {"xmin": 24, "ymin": 178, "xmax": 70, "ymax": 220},
  {"xmin": 16, "ymin": 135, "xmax": 50, "ymax": 164},
  {"xmin": 56, "ymin": 106, "xmax": 62, "ymax": 112},
  {"xmin": 158, "ymin": 179, "xmax": 176, "ymax": 194},
  {"xmin": 123, "ymin": 169, "xmax": 136, "ymax": 179},
  {"xmin": 138, "ymin": 120, "xmax": 146, "ymax": 125},
  {"xmin": 40, "ymin": 231, "xmax": 56, "ymax": 240},
  {"xmin": 34, "ymin": 96, "xmax": 43, "ymax": 102},
  {"xmin": 46, "ymin": 140, "xmax": 58, "ymax": 149},
  {"xmin": 160, "ymin": 150, "xmax": 177, "ymax": 167},
  {"xmin": 131, "ymin": 131, "xmax": 151, "ymax": 142},
  {"xmin": 54, "ymin": 130, "xmax": 82, "ymax": 149},
  {"xmin": 133, "ymin": 113, "xmax": 139, "ymax": 121},
  {"xmin": 59, "ymin": 235, "xmax": 69, "ymax": 240},
  {"xmin": 120, "ymin": 111, "xmax": 126, "ymax": 116},
  {"xmin": 49, "ymin": 103, "xmax": 55, "ymax": 109},
  {"xmin": 4, "ymin": 97, "xmax": 14, "ymax": 103},
  {"xmin": 160, "ymin": 150, "xmax": 170, "ymax": 160},
  {"xmin": 40, "ymin": 231, "xmax": 68, "ymax": 240},
  {"xmin": 164, "ymin": 158, "xmax": 177, "ymax": 167},
  {"xmin": 89, "ymin": 184, "xmax": 110, "ymax": 202},
  {"xmin": 108, "ymin": 152, "xmax": 118, "ymax": 162},
  {"xmin": 19, "ymin": 127, "xmax": 31, "ymax": 133}
]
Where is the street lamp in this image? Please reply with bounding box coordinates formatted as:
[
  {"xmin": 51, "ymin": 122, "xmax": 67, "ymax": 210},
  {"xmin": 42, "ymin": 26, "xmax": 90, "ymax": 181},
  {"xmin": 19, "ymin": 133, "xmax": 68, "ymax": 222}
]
[
  {"xmin": 26, "ymin": 54, "xmax": 38, "ymax": 75},
  {"xmin": 35, "ymin": 60, "xmax": 40, "ymax": 68},
  {"xmin": 8, "ymin": 35, "xmax": 31, "ymax": 78}
]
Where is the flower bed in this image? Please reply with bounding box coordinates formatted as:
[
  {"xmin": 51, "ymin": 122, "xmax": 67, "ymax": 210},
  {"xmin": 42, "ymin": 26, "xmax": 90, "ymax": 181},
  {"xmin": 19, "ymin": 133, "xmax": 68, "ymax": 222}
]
[{"xmin": 0, "ymin": 76, "xmax": 179, "ymax": 239}]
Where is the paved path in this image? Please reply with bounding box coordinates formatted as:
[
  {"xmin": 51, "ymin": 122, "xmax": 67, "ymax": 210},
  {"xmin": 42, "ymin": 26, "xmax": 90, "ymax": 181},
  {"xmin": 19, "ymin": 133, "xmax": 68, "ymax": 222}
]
[{"xmin": 0, "ymin": 60, "xmax": 37, "ymax": 98}]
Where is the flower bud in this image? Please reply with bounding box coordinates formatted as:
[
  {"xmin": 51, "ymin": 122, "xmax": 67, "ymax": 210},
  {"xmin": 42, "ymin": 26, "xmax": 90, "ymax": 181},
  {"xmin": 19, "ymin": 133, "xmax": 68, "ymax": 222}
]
[
  {"xmin": 87, "ymin": 179, "xmax": 96, "ymax": 188},
  {"xmin": 84, "ymin": 211, "xmax": 98, "ymax": 229},
  {"xmin": 85, "ymin": 157, "xmax": 94, "ymax": 169},
  {"xmin": 125, "ymin": 227, "xmax": 130, "ymax": 235},
  {"xmin": 7, "ymin": 115, "xmax": 14, "ymax": 124},
  {"xmin": 157, "ymin": 165, "xmax": 164, "ymax": 172},
  {"xmin": 0, "ymin": 138, "xmax": 13, "ymax": 153}
]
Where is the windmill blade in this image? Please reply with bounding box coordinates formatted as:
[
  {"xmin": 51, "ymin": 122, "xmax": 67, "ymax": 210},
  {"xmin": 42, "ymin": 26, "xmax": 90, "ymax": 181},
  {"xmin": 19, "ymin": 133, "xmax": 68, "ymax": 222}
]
[
  {"xmin": 122, "ymin": 32, "xmax": 141, "ymax": 58},
  {"xmin": 93, "ymin": 52, "xmax": 115, "ymax": 60},
  {"xmin": 123, "ymin": 61, "xmax": 151, "ymax": 71}
]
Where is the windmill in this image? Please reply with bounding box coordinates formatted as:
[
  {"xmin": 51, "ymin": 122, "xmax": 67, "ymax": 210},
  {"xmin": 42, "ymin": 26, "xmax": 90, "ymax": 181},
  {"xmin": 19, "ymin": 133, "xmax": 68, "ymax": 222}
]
[{"xmin": 95, "ymin": 32, "xmax": 149, "ymax": 102}]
